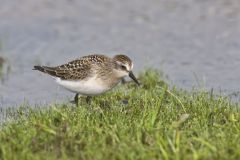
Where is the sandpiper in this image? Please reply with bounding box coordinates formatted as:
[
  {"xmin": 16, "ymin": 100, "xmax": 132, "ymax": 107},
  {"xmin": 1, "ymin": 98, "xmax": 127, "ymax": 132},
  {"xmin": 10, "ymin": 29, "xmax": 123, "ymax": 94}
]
[{"xmin": 33, "ymin": 54, "xmax": 140, "ymax": 105}]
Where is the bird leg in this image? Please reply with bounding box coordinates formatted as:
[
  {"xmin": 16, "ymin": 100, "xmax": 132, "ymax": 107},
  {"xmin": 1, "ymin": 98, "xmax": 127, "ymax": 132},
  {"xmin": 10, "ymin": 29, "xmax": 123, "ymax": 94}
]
[
  {"xmin": 74, "ymin": 93, "xmax": 79, "ymax": 107},
  {"xmin": 121, "ymin": 78, "xmax": 127, "ymax": 84},
  {"xmin": 86, "ymin": 96, "xmax": 92, "ymax": 104}
]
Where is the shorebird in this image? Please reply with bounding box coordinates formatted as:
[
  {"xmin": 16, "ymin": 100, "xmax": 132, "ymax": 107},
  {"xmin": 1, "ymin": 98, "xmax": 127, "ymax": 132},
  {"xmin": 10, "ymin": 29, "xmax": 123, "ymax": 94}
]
[{"xmin": 33, "ymin": 54, "xmax": 140, "ymax": 105}]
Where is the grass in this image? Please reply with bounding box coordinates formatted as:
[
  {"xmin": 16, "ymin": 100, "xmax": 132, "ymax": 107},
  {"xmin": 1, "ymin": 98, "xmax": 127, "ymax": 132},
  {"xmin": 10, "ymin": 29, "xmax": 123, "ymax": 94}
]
[{"xmin": 0, "ymin": 69, "xmax": 240, "ymax": 160}]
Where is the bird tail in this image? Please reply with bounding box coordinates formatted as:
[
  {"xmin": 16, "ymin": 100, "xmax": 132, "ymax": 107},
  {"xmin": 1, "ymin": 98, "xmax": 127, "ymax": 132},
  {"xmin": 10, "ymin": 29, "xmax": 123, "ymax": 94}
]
[
  {"xmin": 33, "ymin": 65, "xmax": 45, "ymax": 72},
  {"xmin": 33, "ymin": 65, "xmax": 57, "ymax": 77}
]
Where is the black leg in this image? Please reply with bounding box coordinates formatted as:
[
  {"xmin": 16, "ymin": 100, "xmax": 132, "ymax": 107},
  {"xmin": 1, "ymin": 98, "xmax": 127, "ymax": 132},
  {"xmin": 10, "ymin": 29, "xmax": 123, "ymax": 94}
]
[
  {"xmin": 74, "ymin": 93, "xmax": 79, "ymax": 107},
  {"xmin": 121, "ymin": 78, "xmax": 126, "ymax": 84},
  {"xmin": 86, "ymin": 96, "xmax": 92, "ymax": 104}
]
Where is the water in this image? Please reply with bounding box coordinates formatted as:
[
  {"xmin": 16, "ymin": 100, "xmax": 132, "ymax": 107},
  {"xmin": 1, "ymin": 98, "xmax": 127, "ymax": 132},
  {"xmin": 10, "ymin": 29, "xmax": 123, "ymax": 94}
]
[{"xmin": 0, "ymin": 0, "xmax": 240, "ymax": 108}]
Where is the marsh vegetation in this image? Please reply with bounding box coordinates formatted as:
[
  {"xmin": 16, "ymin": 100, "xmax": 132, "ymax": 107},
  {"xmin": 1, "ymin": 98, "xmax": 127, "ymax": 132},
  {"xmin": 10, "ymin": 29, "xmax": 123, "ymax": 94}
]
[{"xmin": 0, "ymin": 70, "xmax": 239, "ymax": 160}]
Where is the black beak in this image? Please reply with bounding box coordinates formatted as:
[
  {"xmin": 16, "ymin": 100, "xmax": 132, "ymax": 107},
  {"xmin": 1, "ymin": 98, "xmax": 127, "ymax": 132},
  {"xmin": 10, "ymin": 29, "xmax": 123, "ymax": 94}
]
[{"xmin": 129, "ymin": 71, "xmax": 140, "ymax": 86}]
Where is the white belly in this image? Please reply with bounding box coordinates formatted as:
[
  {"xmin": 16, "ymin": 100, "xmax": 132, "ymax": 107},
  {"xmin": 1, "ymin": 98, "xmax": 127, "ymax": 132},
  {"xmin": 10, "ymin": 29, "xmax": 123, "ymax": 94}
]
[{"xmin": 55, "ymin": 77, "xmax": 111, "ymax": 96}]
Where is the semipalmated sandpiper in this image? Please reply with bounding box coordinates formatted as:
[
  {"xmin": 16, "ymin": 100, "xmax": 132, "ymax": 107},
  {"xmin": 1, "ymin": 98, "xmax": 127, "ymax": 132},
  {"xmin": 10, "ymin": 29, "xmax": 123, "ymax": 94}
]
[{"xmin": 33, "ymin": 54, "xmax": 140, "ymax": 105}]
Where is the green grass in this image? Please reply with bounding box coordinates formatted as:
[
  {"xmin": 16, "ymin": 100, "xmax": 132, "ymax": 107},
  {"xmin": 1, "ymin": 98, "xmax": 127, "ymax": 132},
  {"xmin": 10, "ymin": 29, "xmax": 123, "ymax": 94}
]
[{"xmin": 0, "ymin": 69, "xmax": 240, "ymax": 160}]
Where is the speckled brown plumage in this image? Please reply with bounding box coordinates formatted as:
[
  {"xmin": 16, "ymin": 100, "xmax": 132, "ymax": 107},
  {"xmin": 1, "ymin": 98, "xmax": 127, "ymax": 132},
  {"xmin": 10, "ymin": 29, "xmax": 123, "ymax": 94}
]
[{"xmin": 34, "ymin": 54, "xmax": 112, "ymax": 80}]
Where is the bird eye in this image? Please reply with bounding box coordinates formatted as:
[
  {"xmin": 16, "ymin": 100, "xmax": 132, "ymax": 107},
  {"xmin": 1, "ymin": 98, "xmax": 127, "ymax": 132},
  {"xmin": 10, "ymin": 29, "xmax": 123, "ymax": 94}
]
[{"xmin": 121, "ymin": 65, "xmax": 126, "ymax": 70}]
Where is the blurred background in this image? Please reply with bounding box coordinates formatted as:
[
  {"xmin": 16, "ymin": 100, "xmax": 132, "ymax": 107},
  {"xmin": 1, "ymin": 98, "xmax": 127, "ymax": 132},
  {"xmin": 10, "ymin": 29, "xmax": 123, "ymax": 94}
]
[{"xmin": 0, "ymin": 0, "xmax": 240, "ymax": 107}]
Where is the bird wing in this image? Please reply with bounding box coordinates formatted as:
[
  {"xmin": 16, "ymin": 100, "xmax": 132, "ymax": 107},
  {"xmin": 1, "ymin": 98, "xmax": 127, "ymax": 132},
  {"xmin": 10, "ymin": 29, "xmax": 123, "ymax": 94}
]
[{"xmin": 34, "ymin": 55, "xmax": 109, "ymax": 80}]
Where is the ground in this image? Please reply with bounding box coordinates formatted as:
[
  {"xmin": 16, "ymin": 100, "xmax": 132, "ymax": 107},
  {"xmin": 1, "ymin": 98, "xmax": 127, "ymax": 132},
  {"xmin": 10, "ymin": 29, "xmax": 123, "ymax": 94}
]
[{"xmin": 0, "ymin": 70, "xmax": 239, "ymax": 160}]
